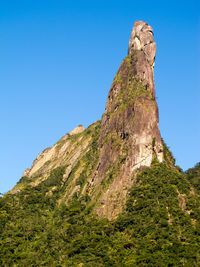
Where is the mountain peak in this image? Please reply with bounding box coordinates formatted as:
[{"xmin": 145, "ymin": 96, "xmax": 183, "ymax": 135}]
[
  {"xmin": 128, "ymin": 21, "xmax": 156, "ymax": 67},
  {"xmin": 84, "ymin": 21, "xmax": 164, "ymax": 218}
]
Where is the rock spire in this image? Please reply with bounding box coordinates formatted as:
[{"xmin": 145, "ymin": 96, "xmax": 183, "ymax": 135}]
[
  {"xmin": 128, "ymin": 21, "xmax": 156, "ymax": 67},
  {"xmin": 87, "ymin": 21, "xmax": 164, "ymax": 218}
]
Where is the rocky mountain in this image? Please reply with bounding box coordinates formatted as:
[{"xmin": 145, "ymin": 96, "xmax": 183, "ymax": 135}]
[
  {"xmin": 90, "ymin": 21, "xmax": 163, "ymax": 218},
  {"xmin": 11, "ymin": 21, "xmax": 164, "ymax": 219},
  {"xmin": 1, "ymin": 21, "xmax": 199, "ymax": 266}
]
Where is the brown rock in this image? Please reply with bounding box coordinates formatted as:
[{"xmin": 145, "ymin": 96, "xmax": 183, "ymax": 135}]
[
  {"xmin": 128, "ymin": 21, "xmax": 156, "ymax": 67},
  {"xmin": 87, "ymin": 21, "xmax": 163, "ymax": 219}
]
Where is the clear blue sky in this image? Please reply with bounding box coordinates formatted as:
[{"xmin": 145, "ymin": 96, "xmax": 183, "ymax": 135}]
[{"xmin": 0, "ymin": 0, "xmax": 199, "ymax": 193}]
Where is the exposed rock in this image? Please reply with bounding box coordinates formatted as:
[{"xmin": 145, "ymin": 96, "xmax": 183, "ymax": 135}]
[
  {"xmin": 177, "ymin": 189, "xmax": 191, "ymax": 215},
  {"xmin": 87, "ymin": 21, "xmax": 163, "ymax": 219},
  {"xmin": 69, "ymin": 125, "xmax": 84, "ymax": 136},
  {"xmin": 21, "ymin": 125, "xmax": 85, "ymax": 178},
  {"xmin": 128, "ymin": 21, "xmax": 156, "ymax": 67},
  {"xmin": 28, "ymin": 147, "xmax": 55, "ymax": 176},
  {"xmin": 22, "ymin": 168, "xmax": 30, "ymax": 177}
]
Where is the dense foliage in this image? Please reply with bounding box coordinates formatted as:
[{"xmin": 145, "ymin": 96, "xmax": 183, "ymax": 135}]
[
  {"xmin": 185, "ymin": 162, "xmax": 200, "ymax": 193},
  {"xmin": 0, "ymin": 162, "xmax": 200, "ymax": 266}
]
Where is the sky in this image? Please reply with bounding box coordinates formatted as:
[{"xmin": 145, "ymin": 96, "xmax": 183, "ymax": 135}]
[{"xmin": 0, "ymin": 0, "xmax": 199, "ymax": 193}]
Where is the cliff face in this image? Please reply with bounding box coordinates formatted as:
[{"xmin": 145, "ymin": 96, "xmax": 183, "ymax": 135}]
[
  {"xmin": 86, "ymin": 21, "xmax": 163, "ymax": 218},
  {"xmin": 13, "ymin": 21, "xmax": 163, "ymax": 219}
]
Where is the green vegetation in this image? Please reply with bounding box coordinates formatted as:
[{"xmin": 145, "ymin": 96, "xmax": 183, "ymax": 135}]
[
  {"xmin": 0, "ymin": 161, "xmax": 200, "ymax": 266},
  {"xmin": 105, "ymin": 54, "xmax": 155, "ymax": 129},
  {"xmin": 62, "ymin": 120, "xmax": 101, "ymax": 198},
  {"xmin": 162, "ymin": 138, "xmax": 176, "ymax": 166},
  {"xmin": 17, "ymin": 175, "xmax": 30, "ymax": 185},
  {"xmin": 115, "ymin": 162, "xmax": 200, "ymax": 266},
  {"xmin": 185, "ymin": 162, "xmax": 200, "ymax": 193}
]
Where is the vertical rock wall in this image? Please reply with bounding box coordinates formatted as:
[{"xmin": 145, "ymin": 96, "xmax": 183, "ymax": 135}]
[{"xmin": 87, "ymin": 21, "xmax": 163, "ymax": 219}]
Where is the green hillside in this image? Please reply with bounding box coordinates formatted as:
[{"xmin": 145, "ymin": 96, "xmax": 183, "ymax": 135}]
[
  {"xmin": 185, "ymin": 163, "xmax": 200, "ymax": 193},
  {"xmin": 1, "ymin": 161, "xmax": 200, "ymax": 266}
]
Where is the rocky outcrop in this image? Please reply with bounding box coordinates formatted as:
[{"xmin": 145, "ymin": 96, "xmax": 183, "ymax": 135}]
[
  {"xmin": 128, "ymin": 21, "xmax": 156, "ymax": 67},
  {"xmin": 87, "ymin": 21, "xmax": 163, "ymax": 219},
  {"xmin": 20, "ymin": 125, "xmax": 85, "ymax": 178},
  {"xmin": 69, "ymin": 125, "xmax": 84, "ymax": 136}
]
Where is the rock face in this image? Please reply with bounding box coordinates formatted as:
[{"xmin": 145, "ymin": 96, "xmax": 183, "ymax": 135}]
[
  {"xmin": 128, "ymin": 21, "xmax": 156, "ymax": 68},
  {"xmin": 87, "ymin": 21, "xmax": 163, "ymax": 219},
  {"xmin": 20, "ymin": 125, "xmax": 85, "ymax": 179},
  {"xmin": 69, "ymin": 125, "xmax": 84, "ymax": 136}
]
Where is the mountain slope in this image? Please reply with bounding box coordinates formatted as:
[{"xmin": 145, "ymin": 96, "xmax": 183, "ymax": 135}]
[{"xmin": 1, "ymin": 162, "xmax": 200, "ymax": 266}]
